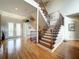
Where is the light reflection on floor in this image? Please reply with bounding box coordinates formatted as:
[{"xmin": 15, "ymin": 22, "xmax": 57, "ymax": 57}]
[
  {"xmin": 0, "ymin": 44, "xmax": 3, "ymax": 54},
  {"xmin": 8, "ymin": 39, "xmax": 14, "ymax": 54},
  {"xmin": 0, "ymin": 38, "xmax": 21, "ymax": 55},
  {"xmin": 16, "ymin": 38, "xmax": 21, "ymax": 50}
]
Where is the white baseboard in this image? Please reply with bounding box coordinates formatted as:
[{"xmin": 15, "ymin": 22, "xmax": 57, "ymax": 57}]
[
  {"xmin": 37, "ymin": 44, "xmax": 52, "ymax": 52},
  {"xmin": 51, "ymin": 40, "xmax": 63, "ymax": 52}
]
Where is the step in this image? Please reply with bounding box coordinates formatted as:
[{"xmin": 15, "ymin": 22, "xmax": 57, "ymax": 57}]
[
  {"xmin": 43, "ymin": 36, "xmax": 52, "ymax": 38},
  {"xmin": 53, "ymin": 32, "xmax": 58, "ymax": 34},
  {"xmin": 53, "ymin": 38, "xmax": 57, "ymax": 41},
  {"xmin": 45, "ymin": 32, "xmax": 58, "ymax": 36},
  {"xmin": 41, "ymin": 38, "xmax": 52, "ymax": 43},
  {"xmin": 45, "ymin": 33, "xmax": 52, "ymax": 36},
  {"xmin": 45, "ymin": 32, "xmax": 52, "ymax": 34},
  {"xmin": 53, "ymin": 30, "xmax": 59, "ymax": 32},
  {"xmin": 43, "ymin": 35, "xmax": 56, "ymax": 39},
  {"xmin": 46, "ymin": 31, "xmax": 59, "ymax": 34},
  {"xmin": 44, "ymin": 34, "xmax": 52, "ymax": 37},
  {"xmin": 52, "ymin": 34, "xmax": 57, "ymax": 37},
  {"xmin": 41, "ymin": 38, "xmax": 55, "ymax": 44},
  {"xmin": 46, "ymin": 30, "xmax": 52, "ymax": 33},
  {"xmin": 39, "ymin": 40, "xmax": 53, "ymax": 49},
  {"xmin": 44, "ymin": 34, "xmax": 57, "ymax": 38}
]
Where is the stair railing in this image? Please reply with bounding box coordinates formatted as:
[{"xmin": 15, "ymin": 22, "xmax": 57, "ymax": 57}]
[{"xmin": 50, "ymin": 13, "xmax": 64, "ymax": 48}]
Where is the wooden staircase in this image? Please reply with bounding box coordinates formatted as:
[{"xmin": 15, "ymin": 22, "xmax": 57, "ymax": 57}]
[
  {"xmin": 38, "ymin": 12, "xmax": 64, "ymax": 49},
  {"xmin": 39, "ymin": 24, "xmax": 61, "ymax": 49},
  {"xmin": 37, "ymin": 0, "xmax": 64, "ymax": 49}
]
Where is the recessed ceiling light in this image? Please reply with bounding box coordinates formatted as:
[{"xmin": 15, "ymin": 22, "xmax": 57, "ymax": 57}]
[{"xmin": 15, "ymin": 8, "xmax": 18, "ymax": 10}]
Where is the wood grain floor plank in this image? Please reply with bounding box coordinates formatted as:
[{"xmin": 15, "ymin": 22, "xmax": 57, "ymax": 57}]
[{"xmin": 0, "ymin": 38, "xmax": 79, "ymax": 59}]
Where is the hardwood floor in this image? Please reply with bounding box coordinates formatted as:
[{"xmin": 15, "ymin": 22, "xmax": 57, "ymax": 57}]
[
  {"xmin": 53, "ymin": 40, "xmax": 79, "ymax": 59},
  {"xmin": 0, "ymin": 38, "xmax": 57, "ymax": 59},
  {"xmin": 0, "ymin": 38, "xmax": 79, "ymax": 59}
]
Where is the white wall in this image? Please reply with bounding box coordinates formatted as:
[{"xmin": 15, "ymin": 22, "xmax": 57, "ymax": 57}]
[
  {"xmin": 47, "ymin": 0, "xmax": 79, "ymax": 15},
  {"xmin": 47, "ymin": 0, "xmax": 64, "ymax": 14},
  {"xmin": 1, "ymin": 15, "xmax": 23, "ymax": 38},
  {"xmin": 74, "ymin": 17, "xmax": 79, "ymax": 39},
  {"xmin": 64, "ymin": 16, "xmax": 75, "ymax": 40},
  {"xmin": 30, "ymin": 12, "xmax": 37, "ymax": 29},
  {"xmin": 23, "ymin": 12, "xmax": 37, "ymax": 38},
  {"xmin": 47, "ymin": 0, "xmax": 79, "ymax": 40},
  {"xmin": 61, "ymin": 0, "xmax": 79, "ymax": 15},
  {"xmin": 64, "ymin": 16, "xmax": 79, "ymax": 40},
  {"xmin": 50, "ymin": 12, "xmax": 60, "ymax": 26},
  {"xmin": 70, "ymin": 17, "xmax": 79, "ymax": 39},
  {"xmin": 39, "ymin": 12, "xmax": 48, "ymax": 31}
]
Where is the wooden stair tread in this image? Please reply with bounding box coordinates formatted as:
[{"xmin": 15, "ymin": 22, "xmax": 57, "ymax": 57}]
[
  {"xmin": 46, "ymin": 31, "xmax": 52, "ymax": 34},
  {"xmin": 43, "ymin": 36, "xmax": 52, "ymax": 38},
  {"xmin": 45, "ymin": 33, "xmax": 52, "ymax": 36},
  {"xmin": 39, "ymin": 40, "xmax": 52, "ymax": 49},
  {"xmin": 39, "ymin": 40, "xmax": 51, "ymax": 46},
  {"xmin": 43, "ymin": 36, "xmax": 56, "ymax": 39},
  {"xmin": 44, "ymin": 34, "xmax": 57, "ymax": 37},
  {"xmin": 41, "ymin": 38, "xmax": 52, "ymax": 43},
  {"xmin": 38, "ymin": 24, "xmax": 62, "ymax": 49}
]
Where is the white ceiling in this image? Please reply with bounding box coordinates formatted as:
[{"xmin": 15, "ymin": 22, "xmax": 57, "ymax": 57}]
[{"xmin": 0, "ymin": 0, "xmax": 37, "ymax": 17}]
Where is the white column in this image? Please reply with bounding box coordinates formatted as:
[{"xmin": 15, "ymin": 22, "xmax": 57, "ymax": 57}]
[
  {"xmin": 0, "ymin": 15, "xmax": 1, "ymax": 39},
  {"xmin": 36, "ymin": 8, "xmax": 39, "ymax": 43}
]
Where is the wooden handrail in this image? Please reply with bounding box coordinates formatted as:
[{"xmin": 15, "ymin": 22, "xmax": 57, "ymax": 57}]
[{"xmin": 39, "ymin": 0, "xmax": 48, "ymax": 15}]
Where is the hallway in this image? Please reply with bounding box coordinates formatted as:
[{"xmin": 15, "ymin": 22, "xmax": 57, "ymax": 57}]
[{"xmin": 0, "ymin": 0, "xmax": 79, "ymax": 59}]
